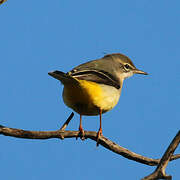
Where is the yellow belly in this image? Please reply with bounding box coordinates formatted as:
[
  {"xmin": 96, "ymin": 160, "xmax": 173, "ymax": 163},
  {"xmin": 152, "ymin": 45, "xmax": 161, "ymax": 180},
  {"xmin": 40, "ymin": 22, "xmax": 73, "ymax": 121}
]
[{"xmin": 62, "ymin": 80, "xmax": 120, "ymax": 115}]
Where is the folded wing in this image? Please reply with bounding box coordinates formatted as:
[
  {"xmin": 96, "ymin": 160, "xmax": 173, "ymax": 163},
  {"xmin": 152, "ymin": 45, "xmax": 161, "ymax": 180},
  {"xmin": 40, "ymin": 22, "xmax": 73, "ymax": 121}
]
[{"xmin": 69, "ymin": 69, "xmax": 120, "ymax": 89}]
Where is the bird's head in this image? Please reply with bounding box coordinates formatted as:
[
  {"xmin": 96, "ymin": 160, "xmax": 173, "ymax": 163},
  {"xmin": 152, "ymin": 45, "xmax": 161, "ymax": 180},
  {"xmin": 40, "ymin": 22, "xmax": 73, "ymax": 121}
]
[{"xmin": 104, "ymin": 53, "xmax": 148, "ymax": 82}]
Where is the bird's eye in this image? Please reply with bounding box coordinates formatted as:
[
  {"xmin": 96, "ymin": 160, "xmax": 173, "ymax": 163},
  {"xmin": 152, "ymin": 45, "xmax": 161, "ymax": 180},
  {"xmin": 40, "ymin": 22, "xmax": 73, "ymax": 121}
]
[{"xmin": 124, "ymin": 64, "xmax": 130, "ymax": 69}]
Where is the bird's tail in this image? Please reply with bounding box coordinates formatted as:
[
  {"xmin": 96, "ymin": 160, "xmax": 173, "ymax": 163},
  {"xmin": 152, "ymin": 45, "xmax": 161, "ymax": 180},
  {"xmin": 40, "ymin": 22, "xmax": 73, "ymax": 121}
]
[{"xmin": 48, "ymin": 70, "xmax": 78, "ymax": 85}]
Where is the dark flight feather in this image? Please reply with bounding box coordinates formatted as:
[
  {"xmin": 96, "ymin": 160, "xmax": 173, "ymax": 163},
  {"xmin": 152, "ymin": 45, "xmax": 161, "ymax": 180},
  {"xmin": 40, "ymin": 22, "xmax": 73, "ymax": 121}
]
[{"xmin": 70, "ymin": 69, "xmax": 120, "ymax": 89}]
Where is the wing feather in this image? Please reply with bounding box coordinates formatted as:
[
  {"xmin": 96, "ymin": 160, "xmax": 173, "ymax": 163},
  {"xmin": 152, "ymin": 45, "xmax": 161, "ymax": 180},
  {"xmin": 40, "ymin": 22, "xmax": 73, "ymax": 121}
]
[{"xmin": 70, "ymin": 69, "xmax": 120, "ymax": 89}]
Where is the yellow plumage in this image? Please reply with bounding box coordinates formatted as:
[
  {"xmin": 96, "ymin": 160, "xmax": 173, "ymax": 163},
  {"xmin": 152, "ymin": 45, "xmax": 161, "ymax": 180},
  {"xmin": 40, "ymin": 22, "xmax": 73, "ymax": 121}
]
[{"xmin": 63, "ymin": 79, "xmax": 120, "ymax": 115}]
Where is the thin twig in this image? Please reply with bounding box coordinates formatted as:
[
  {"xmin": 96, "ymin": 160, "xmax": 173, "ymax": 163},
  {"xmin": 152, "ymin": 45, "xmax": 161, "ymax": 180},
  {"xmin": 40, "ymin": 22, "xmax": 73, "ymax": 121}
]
[
  {"xmin": 60, "ymin": 112, "xmax": 74, "ymax": 131},
  {"xmin": 0, "ymin": 0, "xmax": 7, "ymax": 5},
  {"xmin": 142, "ymin": 131, "xmax": 180, "ymax": 180},
  {"xmin": 0, "ymin": 125, "xmax": 180, "ymax": 166}
]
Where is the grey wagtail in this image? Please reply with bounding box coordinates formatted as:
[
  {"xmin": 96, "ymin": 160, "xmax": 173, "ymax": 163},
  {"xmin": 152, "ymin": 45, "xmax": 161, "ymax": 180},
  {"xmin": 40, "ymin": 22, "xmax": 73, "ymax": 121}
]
[{"xmin": 48, "ymin": 53, "xmax": 148, "ymax": 143}]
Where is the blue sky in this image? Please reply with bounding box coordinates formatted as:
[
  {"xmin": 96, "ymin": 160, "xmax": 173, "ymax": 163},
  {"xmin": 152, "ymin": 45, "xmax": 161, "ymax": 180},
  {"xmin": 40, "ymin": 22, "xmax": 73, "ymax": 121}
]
[{"xmin": 0, "ymin": 0, "xmax": 180, "ymax": 179}]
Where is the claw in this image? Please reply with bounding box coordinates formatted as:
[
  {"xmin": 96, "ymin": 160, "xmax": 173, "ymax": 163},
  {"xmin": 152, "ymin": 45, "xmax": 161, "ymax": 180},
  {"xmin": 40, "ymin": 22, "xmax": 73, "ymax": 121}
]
[
  {"xmin": 96, "ymin": 127, "xmax": 102, "ymax": 146},
  {"xmin": 79, "ymin": 125, "xmax": 85, "ymax": 140},
  {"xmin": 76, "ymin": 115, "xmax": 85, "ymax": 140},
  {"xmin": 96, "ymin": 109, "xmax": 103, "ymax": 146}
]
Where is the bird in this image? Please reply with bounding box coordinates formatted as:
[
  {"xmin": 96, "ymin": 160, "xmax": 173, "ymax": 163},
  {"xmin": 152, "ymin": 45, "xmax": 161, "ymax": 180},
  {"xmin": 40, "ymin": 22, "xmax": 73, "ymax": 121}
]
[{"xmin": 48, "ymin": 53, "xmax": 148, "ymax": 145}]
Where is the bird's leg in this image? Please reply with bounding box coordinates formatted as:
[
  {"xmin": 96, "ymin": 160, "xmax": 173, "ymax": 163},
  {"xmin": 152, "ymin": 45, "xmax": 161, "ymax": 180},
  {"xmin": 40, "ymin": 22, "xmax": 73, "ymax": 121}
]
[
  {"xmin": 76, "ymin": 114, "xmax": 85, "ymax": 140},
  {"xmin": 97, "ymin": 109, "xmax": 103, "ymax": 146}
]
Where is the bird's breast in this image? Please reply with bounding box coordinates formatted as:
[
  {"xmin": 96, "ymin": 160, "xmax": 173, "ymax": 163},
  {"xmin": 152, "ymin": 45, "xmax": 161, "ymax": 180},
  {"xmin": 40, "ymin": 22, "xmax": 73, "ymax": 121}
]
[{"xmin": 62, "ymin": 80, "xmax": 121, "ymax": 115}]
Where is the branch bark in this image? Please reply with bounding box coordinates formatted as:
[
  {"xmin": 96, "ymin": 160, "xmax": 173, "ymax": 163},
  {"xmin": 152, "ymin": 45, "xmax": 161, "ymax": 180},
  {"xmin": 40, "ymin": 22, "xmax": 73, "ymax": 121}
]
[
  {"xmin": 0, "ymin": 120, "xmax": 180, "ymax": 167},
  {"xmin": 0, "ymin": 0, "xmax": 7, "ymax": 5},
  {"xmin": 142, "ymin": 130, "xmax": 180, "ymax": 180},
  {"xmin": 1, "ymin": 113, "xmax": 180, "ymax": 180}
]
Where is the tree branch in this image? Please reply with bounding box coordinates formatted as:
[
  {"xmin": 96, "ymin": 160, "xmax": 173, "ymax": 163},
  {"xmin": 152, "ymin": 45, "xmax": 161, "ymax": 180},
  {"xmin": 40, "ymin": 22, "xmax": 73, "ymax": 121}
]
[
  {"xmin": 60, "ymin": 112, "xmax": 74, "ymax": 131},
  {"xmin": 142, "ymin": 130, "xmax": 180, "ymax": 180},
  {"xmin": 0, "ymin": 0, "xmax": 7, "ymax": 5},
  {"xmin": 0, "ymin": 118, "xmax": 180, "ymax": 167}
]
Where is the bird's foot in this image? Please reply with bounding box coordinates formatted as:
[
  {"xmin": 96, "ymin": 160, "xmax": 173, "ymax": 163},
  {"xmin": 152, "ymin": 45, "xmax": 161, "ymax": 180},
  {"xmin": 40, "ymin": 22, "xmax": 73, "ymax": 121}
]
[
  {"xmin": 76, "ymin": 125, "xmax": 85, "ymax": 140},
  {"xmin": 96, "ymin": 128, "xmax": 103, "ymax": 147}
]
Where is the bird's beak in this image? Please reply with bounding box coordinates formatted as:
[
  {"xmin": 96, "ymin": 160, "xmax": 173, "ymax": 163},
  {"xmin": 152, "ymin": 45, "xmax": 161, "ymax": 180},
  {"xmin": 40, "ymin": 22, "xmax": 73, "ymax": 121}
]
[{"xmin": 133, "ymin": 69, "xmax": 148, "ymax": 75}]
